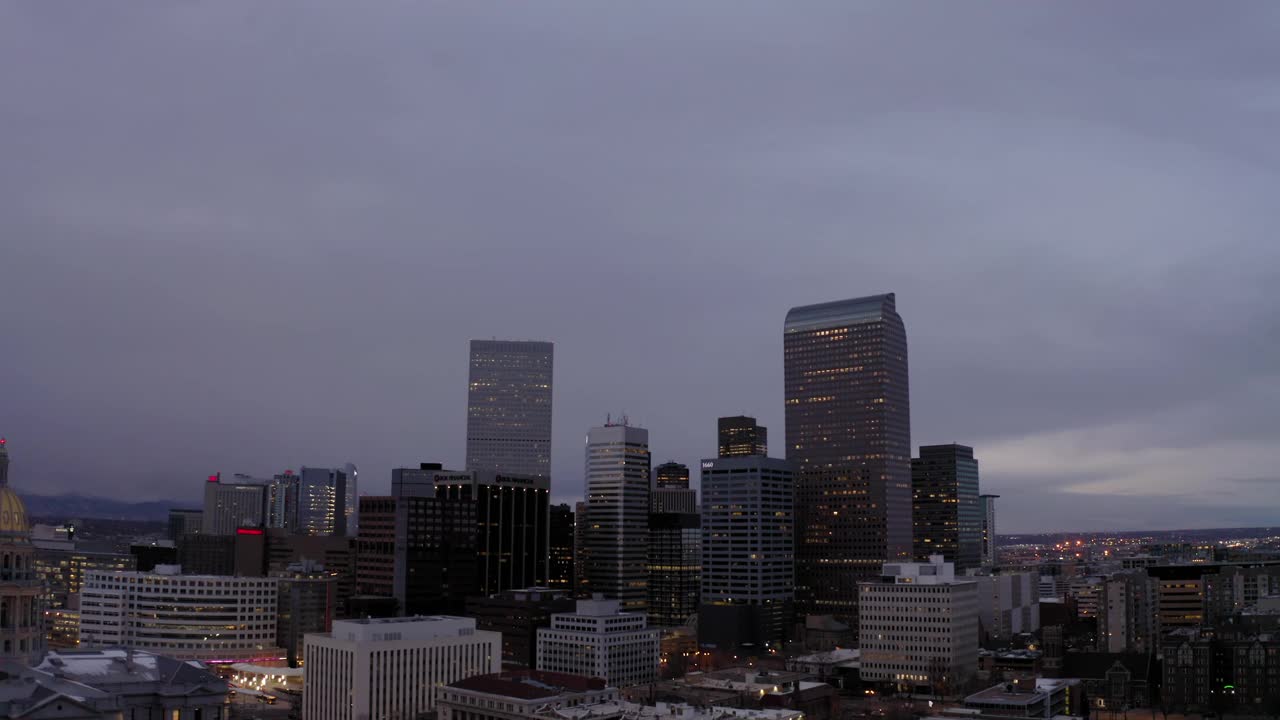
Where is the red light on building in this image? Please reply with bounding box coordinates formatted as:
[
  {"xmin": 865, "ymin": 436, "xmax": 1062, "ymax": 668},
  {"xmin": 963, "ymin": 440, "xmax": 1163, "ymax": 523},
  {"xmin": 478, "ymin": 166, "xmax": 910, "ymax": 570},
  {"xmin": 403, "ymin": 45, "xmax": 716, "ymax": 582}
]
[
  {"xmin": 207, "ymin": 474, "xmax": 219, "ymax": 483},
  {"xmin": 236, "ymin": 528, "xmax": 264, "ymax": 536}
]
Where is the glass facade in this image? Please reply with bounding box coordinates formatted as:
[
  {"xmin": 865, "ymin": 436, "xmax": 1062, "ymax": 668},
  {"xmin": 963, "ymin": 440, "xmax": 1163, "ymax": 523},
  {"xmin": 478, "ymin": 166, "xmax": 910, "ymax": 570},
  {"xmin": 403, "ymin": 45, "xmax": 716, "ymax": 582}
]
[
  {"xmin": 912, "ymin": 443, "xmax": 982, "ymax": 572},
  {"xmin": 466, "ymin": 340, "xmax": 554, "ymax": 479},
  {"xmin": 646, "ymin": 512, "xmax": 701, "ymax": 628},
  {"xmin": 784, "ymin": 293, "xmax": 912, "ymax": 626}
]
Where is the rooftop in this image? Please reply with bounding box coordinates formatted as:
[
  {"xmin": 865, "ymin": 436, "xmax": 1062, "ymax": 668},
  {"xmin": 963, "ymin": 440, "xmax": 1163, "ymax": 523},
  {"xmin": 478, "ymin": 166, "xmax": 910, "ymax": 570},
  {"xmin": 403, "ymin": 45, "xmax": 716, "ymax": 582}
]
[
  {"xmin": 785, "ymin": 293, "xmax": 896, "ymax": 333},
  {"xmin": 450, "ymin": 671, "xmax": 608, "ymax": 700}
]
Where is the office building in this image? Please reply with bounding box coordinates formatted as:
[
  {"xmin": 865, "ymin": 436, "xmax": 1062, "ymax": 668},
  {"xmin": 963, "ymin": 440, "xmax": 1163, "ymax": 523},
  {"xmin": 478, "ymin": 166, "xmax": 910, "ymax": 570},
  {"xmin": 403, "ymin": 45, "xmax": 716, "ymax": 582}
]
[
  {"xmin": 536, "ymin": 596, "xmax": 660, "ymax": 688},
  {"xmin": 859, "ymin": 556, "xmax": 979, "ymax": 692},
  {"xmin": 549, "ymin": 504, "xmax": 575, "ymax": 590},
  {"xmin": 266, "ymin": 470, "xmax": 299, "ymax": 531},
  {"xmin": 167, "ymin": 509, "xmax": 202, "ymax": 540},
  {"xmin": 343, "ymin": 461, "xmax": 359, "ymax": 536},
  {"xmin": 652, "ymin": 461, "xmax": 697, "ymax": 514},
  {"xmin": 303, "ymin": 616, "xmax": 500, "ymax": 720},
  {"xmin": 264, "ymin": 530, "xmax": 356, "ymax": 599},
  {"xmin": 6, "ymin": 649, "xmax": 229, "ymax": 719},
  {"xmin": 647, "ymin": 511, "xmax": 701, "ymax": 628},
  {"xmin": 276, "ymin": 561, "xmax": 338, "ymax": 668},
  {"xmin": 201, "ymin": 474, "xmax": 267, "ymax": 535},
  {"xmin": 466, "ymin": 339, "xmax": 554, "ymax": 479},
  {"xmin": 979, "ymin": 494, "xmax": 999, "ymax": 567},
  {"xmin": 698, "ymin": 456, "xmax": 794, "ymax": 650},
  {"xmin": 79, "ymin": 566, "xmax": 280, "ymax": 661},
  {"xmin": 466, "ymin": 588, "xmax": 575, "ymax": 668},
  {"xmin": 298, "ymin": 466, "xmax": 349, "ymax": 536},
  {"xmin": 0, "ymin": 438, "xmax": 44, "ymax": 664},
  {"xmin": 355, "ymin": 495, "xmax": 396, "ymax": 597},
  {"xmin": 391, "ymin": 467, "xmax": 478, "ymax": 615},
  {"xmin": 785, "ymin": 294, "xmax": 912, "ymax": 626},
  {"xmin": 574, "ymin": 501, "xmax": 588, "ymax": 597},
  {"xmin": 581, "ymin": 422, "xmax": 651, "ymax": 612},
  {"xmin": 129, "ymin": 540, "xmax": 176, "ymax": 572},
  {"xmin": 718, "ymin": 416, "xmax": 767, "ymax": 458},
  {"xmin": 973, "ymin": 572, "xmax": 1040, "ymax": 641},
  {"xmin": 435, "ymin": 469, "xmax": 552, "ymax": 594},
  {"xmin": 440, "ymin": 671, "xmax": 618, "ymax": 720},
  {"xmin": 1097, "ymin": 570, "xmax": 1156, "ymax": 653},
  {"xmin": 175, "ymin": 531, "xmax": 267, "ymax": 576},
  {"xmin": 912, "ymin": 444, "xmax": 981, "ymax": 572}
]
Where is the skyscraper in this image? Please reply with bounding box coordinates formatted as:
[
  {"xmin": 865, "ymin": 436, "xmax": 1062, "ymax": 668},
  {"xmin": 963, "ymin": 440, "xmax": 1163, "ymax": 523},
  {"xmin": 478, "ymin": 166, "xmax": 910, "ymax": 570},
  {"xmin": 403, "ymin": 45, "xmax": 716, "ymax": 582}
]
[
  {"xmin": 654, "ymin": 462, "xmax": 689, "ymax": 488},
  {"xmin": 698, "ymin": 455, "xmax": 794, "ymax": 650},
  {"xmin": 548, "ymin": 504, "xmax": 576, "ymax": 590},
  {"xmin": 582, "ymin": 422, "xmax": 650, "ymax": 612},
  {"xmin": 784, "ymin": 293, "xmax": 912, "ymax": 625},
  {"xmin": 297, "ymin": 466, "xmax": 349, "ymax": 536},
  {"xmin": 717, "ymin": 416, "xmax": 767, "ymax": 458},
  {"xmin": 647, "ymin": 510, "xmax": 701, "ymax": 628},
  {"xmin": 390, "ymin": 467, "xmax": 478, "ymax": 615},
  {"xmin": 343, "ymin": 462, "xmax": 359, "ymax": 536},
  {"xmin": 466, "ymin": 340, "xmax": 554, "ymax": 479},
  {"xmin": 435, "ymin": 469, "xmax": 551, "ymax": 594},
  {"xmin": 912, "ymin": 444, "xmax": 981, "ymax": 572},
  {"xmin": 201, "ymin": 474, "xmax": 268, "ymax": 535},
  {"xmin": 652, "ymin": 461, "xmax": 696, "ymax": 514},
  {"xmin": 980, "ymin": 494, "xmax": 1000, "ymax": 567}
]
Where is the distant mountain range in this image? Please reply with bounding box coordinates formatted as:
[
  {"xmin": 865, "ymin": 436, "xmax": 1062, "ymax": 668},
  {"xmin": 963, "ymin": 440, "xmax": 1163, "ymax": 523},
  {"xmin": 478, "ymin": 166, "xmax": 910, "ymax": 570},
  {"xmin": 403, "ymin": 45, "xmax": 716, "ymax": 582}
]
[{"xmin": 21, "ymin": 494, "xmax": 183, "ymax": 522}]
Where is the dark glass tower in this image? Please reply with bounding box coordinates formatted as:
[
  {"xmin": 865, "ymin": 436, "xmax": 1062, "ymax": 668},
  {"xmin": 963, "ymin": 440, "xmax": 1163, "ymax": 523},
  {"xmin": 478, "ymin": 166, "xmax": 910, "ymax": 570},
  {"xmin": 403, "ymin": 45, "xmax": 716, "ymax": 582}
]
[
  {"xmin": 548, "ymin": 503, "xmax": 576, "ymax": 590},
  {"xmin": 654, "ymin": 461, "xmax": 690, "ymax": 489},
  {"xmin": 717, "ymin": 416, "xmax": 768, "ymax": 458},
  {"xmin": 784, "ymin": 293, "xmax": 911, "ymax": 626},
  {"xmin": 912, "ymin": 444, "xmax": 981, "ymax": 572},
  {"xmin": 646, "ymin": 511, "xmax": 701, "ymax": 628}
]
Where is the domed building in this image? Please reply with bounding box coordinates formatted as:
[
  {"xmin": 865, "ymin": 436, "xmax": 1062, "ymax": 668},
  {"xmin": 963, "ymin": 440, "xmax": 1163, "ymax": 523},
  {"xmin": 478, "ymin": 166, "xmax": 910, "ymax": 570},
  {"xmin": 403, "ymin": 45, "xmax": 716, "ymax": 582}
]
[{"xmin": 0, "ymin": 437, "xmax": 45, "ymax": 664}]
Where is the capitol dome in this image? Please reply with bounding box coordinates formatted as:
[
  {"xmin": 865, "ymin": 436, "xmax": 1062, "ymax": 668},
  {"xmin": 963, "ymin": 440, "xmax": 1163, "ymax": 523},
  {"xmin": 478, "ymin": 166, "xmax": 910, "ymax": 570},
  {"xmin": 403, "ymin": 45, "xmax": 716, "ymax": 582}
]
[
  {"xmin": 0, "ymin": 437, "xmax": 45, "ymax": 664},
  {"xmin": 0, "ymin": 486, "xmax": 29, "ymax": 539}
]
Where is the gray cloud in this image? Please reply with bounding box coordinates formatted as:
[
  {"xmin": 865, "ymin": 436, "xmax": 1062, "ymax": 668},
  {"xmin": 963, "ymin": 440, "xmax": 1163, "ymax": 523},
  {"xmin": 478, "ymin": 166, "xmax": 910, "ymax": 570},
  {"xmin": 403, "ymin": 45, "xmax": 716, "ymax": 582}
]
[{"xmin": 2, "ymin": 2, "xmax": 1279, "ymax": 533}]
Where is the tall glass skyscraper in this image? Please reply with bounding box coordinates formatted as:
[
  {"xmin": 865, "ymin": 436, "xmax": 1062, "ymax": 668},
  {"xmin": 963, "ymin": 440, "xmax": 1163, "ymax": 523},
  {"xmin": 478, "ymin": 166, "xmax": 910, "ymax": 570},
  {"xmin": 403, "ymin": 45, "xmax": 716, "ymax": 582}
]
[
  {"xmin": 912, "ymin": 444, "xmax": 981, "ymax": 572},
  {"xmin": 582, "ymin": 422, "xmax": 651, "ymax": 612},
  {"xmin": 784, "ymin": 293, "xmax": 912, "ymax": 626},
  {"xmin": 465, "ymin": 340, "xmax": 554, "ymax": 479}
]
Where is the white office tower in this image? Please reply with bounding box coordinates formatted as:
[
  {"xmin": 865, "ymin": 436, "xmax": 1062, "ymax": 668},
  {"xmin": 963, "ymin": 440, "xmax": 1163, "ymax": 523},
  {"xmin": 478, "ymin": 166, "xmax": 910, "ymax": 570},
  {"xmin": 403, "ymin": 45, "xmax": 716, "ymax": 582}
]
[
  {"xmin": 582, "ymin": 422, "xmax": 651, "ymax": 612},
  {"xmin": 536, "ymin": 596, "xmax": 660, "ymax": 688},
  {"xmin": 466, "ymin": 340, "xmax": 554, "ymax": 478},
  {"xmin": 859, "ymin": 556, "xmax": 979, "ymax": 693},
  {"xmin": 304, "ymin": 616, "xmax": 500, "ymax": 720},
  {"xmin": 973, "ymin": 572, "xmax": 1041, "ymax": 641},
  {"xmin": 79, "ymin": 566, "xmax": 280, "ymax": 661}
]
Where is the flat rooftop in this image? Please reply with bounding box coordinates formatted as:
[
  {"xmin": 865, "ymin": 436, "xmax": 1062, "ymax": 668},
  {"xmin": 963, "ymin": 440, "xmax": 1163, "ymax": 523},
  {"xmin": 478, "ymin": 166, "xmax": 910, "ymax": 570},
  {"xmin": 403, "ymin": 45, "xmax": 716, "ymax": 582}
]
[{"xmin": 450, "ymin": 671, "xmax": 607, "ymax": 699}]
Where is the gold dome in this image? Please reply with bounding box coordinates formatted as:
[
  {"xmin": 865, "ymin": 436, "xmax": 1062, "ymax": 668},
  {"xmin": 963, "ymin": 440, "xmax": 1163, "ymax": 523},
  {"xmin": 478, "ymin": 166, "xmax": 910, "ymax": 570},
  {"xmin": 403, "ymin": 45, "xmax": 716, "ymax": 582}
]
[{"xmin": 0, "ymin": 487, "xmax": 30, "ymax": 537}]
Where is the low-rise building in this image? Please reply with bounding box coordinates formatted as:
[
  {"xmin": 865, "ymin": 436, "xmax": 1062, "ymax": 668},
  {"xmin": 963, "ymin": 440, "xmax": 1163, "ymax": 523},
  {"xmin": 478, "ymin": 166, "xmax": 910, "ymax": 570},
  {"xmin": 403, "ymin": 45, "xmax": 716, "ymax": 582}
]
[
  {"xmin": 439, "ymin": 670, "xmax": 618, "ymax": 720},
  {"xmin": 467, "ymin": 588, "xmax": 576, "ymax": 668},
  {"xmin": 785, "ymin": 648, "xmax": 860, "ymax": 686},
  {"xmin": 303, "ymin": 615, "xmax": 500, "ymax": 720},
  {"xmin": 963, "ymin": 678, "xmax": 1078, "ymax": 718},
  {"xmin": 537, "ymin": 596, "xmax": 660, "ymax": 688}
]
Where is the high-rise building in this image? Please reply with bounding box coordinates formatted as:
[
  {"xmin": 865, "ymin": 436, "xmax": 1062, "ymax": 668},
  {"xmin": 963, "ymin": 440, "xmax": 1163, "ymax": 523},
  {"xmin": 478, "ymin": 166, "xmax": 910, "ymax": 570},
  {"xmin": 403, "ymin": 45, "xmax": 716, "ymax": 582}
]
[
  {"xmin": 549, "ymin": 504, "xmax": 575, "ymax": 590},
  {"xmin": 466, "ymin": 340, "xmax": 554, "ymax": 479},
  {"xmin": 973, "ymin": 572, "xmax": 1041, "ymax": 641},
  {"xmin": 435, "ymin": 470, "xmax": 551, "ymax": 594},
  {"xmin": 859, "ymin": 556, "xmax": 979, "ymax": 693},
  {"xmin": 717, "ymin": 416, "xmax": 767, "ymax": 458},
  {"xmin": 343, "ymin": 461, "xmax": 359, "ymax": 537},
  {"xmin": 0, "ymin": 438, "xmax": 44, "ymax": 664},
  {"xmin": 698, "ymin": 456, "xmax": 794, "ymax": 650},
  {"xmin": 655, "ymin": 462, "xmax": 690, "ymax": 489},
  {"xmin": 167, "ymin": 509, "xmax": 202, "ymax": 540},
  {"xmin": 980, "ymin": 494, "xmax": 999, "ymax": 567},
  {"xmin": 266, "ymin": 470, "xmax": 299, "ymax": 531},
  {"xmin": 536, "ymin": 596, "xmax": 660, "ymax": 688},
  {"xmin": 573, "ymin": 501, "xmax": 588, "ymax": 597},
  {"xmin": 912, "ymin": 444, "xmax": 981, "ymax": 572},
  {"xmin": 297, "ymin": 466, "xmax": 349, "ymax": 536},
  {"xmin": 582, "ymin": 422, "xmax": 651, "ymax": 612},
  {"xmin": 390, "ymin": 468, "xmax": 479, "ymax": 616},
  {"xmin": 355, "ymin": 495, "xmax": 396, "ymax": 598},
  {"xmin": 1097, "ymin": 570, "xmax": 1155, "ymax": 654},
  {"xmin": 784, "ymin": 293, "xmax": 912, "ymax": 625},
  {"xmin": 303, "ymin": 616, "xmax": 501, "ymax": 720},
  {"xmin": 80, "ymin": 566, "xmax": 280, "ymax": 661},
  {"xmin": 201, "ymin": 474, "xmax": 268, "ymax": 535},
  {"xmin": 647, "ymin": 511, "xmax": 701, "ymax": 628},
  {"xmin": 276, "ymin": 561, "xmax": 338, "ymax": 668}
]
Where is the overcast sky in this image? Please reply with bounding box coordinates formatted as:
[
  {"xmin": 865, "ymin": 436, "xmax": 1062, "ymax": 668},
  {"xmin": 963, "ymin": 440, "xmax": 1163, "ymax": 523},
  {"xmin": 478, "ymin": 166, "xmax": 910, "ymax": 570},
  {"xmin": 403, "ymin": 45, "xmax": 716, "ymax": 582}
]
[{"xmin": 3, "ymin": 3, "xmax": 1279, "ymax": 533}]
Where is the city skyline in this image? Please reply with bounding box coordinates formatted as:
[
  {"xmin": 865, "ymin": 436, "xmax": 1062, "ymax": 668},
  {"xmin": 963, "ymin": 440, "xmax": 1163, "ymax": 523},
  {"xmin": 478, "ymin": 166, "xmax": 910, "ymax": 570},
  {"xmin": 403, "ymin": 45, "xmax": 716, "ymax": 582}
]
[{"xmin": 4, "ymin": 4, "xmax": 1280, "ymax": 534}]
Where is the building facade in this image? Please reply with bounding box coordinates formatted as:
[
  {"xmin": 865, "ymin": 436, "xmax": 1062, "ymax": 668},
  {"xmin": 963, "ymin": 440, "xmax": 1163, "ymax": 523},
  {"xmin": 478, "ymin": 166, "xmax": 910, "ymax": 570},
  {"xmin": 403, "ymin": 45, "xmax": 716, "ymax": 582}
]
[
  {"xmin": 1097, "ymin": 570, "xmax": 1156, "ymax": 654},
  {"xmin": 717, "ymin": 416, "xmax": 767, "ymax": 458},
  {"xmin": 652, "ymin": 462, "xmax": 696, "ymax": 514},
  {"xmin": 303, "ymin": 616, "xmax": 501, "ymax": 720},
  {"xmin": 979, "ymin": 494, "xmax": 999, "ymax": 567},
  {"xmin": 277, "ymin": 562, "xmax": 338, "ymax": 668},
  {"xmin": 647, "ymin": 512, "xmax": 701, "ymax": 628},
  {"xmin": 440, "ymin": 671, "xmax": 617, "ymax": 720},
  {"xmin": 436, "ymin": 470, "xmax": 551, "ymax": 594},
  {"xmin": 784, "ymin": 294, "xmax": 912, "ymax": 627},
  {"xmin": 298, "ymin": 466, "xmax": 349, "ymax": 536},
  {"xmin": 466, "ymin": 339, "xmax": 554, "ymax": 479},
  {"xmin": 79, "ymin": 566, "xmax": 280, "ymax": 661},
  {"xmin": 912, "ymin": 444, "xmax": 981, "ymax": 572},
  {"xmin": 466, "ymin": 588, "xmax": 576, "ymax": 668},
  {"xmin": 549, "ymin": 504, "xmax": 575, "ymax": 590},
  {"xmin": 201, "ymin": 474, "xmax": 267, "ymax": 535},
  {"xmin": 582, "ymin": 423, "xmax": 651, "ymax": 612},
  {"xmin": 0, "ymin": 438, "xmax": 44, "ymax": 664},
  {"xmin": 536, "ymin": 597, "xmax": 660, "ymax": 688},
  {"xmin": 166, "ymin": 509, "xmax": 202, "ymax": 541},
  {"xmin": 973, "ymin": 572, "xmax": 1040, "ymax": 641},
  {"xmin": 355, "ymin": 495, "xmax": 396, "ymax": 598},
  {"xmin": 859, "ymin": 556, "xmax": 979, "ymax": 693},
  {"xmin": 698, "ymin": 456, "xmax": 793, "ymax": 651}
]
